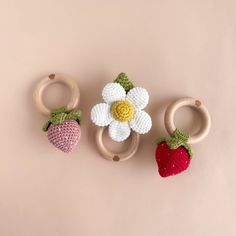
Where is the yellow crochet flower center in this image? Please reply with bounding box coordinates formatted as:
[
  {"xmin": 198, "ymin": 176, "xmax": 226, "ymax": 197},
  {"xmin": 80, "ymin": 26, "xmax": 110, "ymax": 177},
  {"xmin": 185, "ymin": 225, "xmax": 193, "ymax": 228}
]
[{"xmin": 111, "ymin": 100, "xmax": 134, "ymax": 122}]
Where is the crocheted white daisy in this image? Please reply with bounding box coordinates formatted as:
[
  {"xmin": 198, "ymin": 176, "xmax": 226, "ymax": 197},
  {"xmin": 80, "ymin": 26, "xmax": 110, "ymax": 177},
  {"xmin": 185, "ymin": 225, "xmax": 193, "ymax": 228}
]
[{"xmin": 91, "ymin": 81, "xmax": 152, "ymax": 142}]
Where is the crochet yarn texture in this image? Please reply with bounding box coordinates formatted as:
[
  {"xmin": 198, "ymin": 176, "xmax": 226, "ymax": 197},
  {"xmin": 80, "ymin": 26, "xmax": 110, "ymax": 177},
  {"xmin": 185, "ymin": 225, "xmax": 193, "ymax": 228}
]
[
  {"xmin": 90, "ymin": 72, "xmax": 152, "ymax": 142},
  {"xmin": 111, "ymin": 100, "xmax": 134, "ymax": 122},
  {"xmin": 155, "ymin": 129, "xmax": 192, "ymax": 177},
  {"xmin": 114, "ymin": 72, "xmax": 134, "ymax": 93},
  {"xmin": 43, "ymin": 107, "xmax": 82, "ymax": 153}
]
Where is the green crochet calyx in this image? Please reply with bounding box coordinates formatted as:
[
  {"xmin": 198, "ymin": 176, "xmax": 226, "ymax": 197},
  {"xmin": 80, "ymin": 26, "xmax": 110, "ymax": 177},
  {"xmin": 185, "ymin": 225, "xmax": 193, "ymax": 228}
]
[
  {"xmin": 157, "ymin": 128, "xmax": 193, "ymax": 158},
  {"xmin": 114, "ymin": 72, "xmax": 134, "ymax": 93},
  {"xmin": 42, "ymin": 107, "xmax": 82, "ymax": 132}
]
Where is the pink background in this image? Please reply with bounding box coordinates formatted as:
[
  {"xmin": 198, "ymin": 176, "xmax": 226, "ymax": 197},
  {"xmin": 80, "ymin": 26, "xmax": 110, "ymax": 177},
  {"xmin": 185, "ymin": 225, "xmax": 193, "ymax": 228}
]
[{"xmin": 0, "ymin": 0, "xmax": 235, "ymax": 235}]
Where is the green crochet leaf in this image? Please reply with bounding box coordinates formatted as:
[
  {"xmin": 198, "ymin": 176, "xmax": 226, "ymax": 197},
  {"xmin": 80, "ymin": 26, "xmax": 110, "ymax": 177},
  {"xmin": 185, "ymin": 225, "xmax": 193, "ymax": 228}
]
[
  {"xmin": 51, "ymin": 113, "xmax": 67, "ymax": 125},
  {"xmin": 157, "ymin": 129, "xmax": 193, "ymax": 158},
  {"xmin": 50, "ymin": 107, "xmax": 68, "ymax": 118},
  {"xmin": 42, "ymin": 120, "xmax": 51, "ymax": 132},
  {"xmin": 172, "ymin": 128, "xmax": 189, "ymax": 143},
  {"xmin": 114, "ymin": 72, "xmax": 134, "ymax": 93},
  {"xmin": 156, "ymin": 136, "xmax": 167, "ymax": 144},
  {"xmin": 66, "ymin": 109, "xmax": 82, "ymax": 123},
  {"xmin": 42, "ymin": 107, "xmax": 82, "ymax": 132},
  {"xmin": 182, "ymin": 143, "xmax": 193, "ymax": 157}
]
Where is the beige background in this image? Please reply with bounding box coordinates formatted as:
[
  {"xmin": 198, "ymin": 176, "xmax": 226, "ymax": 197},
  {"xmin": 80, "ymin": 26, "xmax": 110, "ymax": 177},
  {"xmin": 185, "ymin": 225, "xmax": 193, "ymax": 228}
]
[{"xmin": 0, "ymin": 0, "xmax": 235, "ymax": 235}]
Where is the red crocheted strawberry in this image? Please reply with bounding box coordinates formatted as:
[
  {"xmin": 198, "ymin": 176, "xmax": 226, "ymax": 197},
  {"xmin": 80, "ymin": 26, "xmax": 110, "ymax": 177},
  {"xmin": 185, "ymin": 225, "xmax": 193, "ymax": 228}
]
[
  {"xmin": 155, "ymin": 129, "xmax": 193, "ymax": 177},
  {"xmin": 43, "ymin": 107, "xmax": 82, "ymax": 153}
]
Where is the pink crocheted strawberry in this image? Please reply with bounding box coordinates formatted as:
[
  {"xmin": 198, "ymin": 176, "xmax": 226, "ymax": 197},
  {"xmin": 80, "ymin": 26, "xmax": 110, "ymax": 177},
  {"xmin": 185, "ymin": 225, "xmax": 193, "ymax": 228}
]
[
  {"xmin": 155, "ymin": 129, "xmax": 193, "ymax": 177},
  {"xmin": 43, "ymin": 107, "xmax": 82, "ymax": 153}
]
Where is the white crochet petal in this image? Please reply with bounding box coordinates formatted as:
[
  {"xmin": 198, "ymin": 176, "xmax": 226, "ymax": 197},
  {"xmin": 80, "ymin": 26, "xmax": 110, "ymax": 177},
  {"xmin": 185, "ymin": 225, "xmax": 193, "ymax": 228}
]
[
  {"xmin": 129, "ymin": 110, "xmax": 152, "ymax": 134},
  {"xmin": 102, "ymin": 82, "xmax": 126, "ymax": 104},
  {"xmin": 126, "ymin": 87, "xmax": 149, "ymax": 110},
  {"xmin": 91, "ymin": 103, "xmax": 113, "ymax": 127},
  {"xmin": 108, "ymin": 120, "xmax": 131, "ymax": 142}
]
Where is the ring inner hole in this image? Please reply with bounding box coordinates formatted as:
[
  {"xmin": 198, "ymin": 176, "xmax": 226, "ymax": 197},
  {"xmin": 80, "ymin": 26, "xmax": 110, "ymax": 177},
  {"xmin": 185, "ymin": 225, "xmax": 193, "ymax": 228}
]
[
  {"xmin": 174, "ymin": 106, "xmax": 202, "ymax": 136},
  {"xmin": 103, "ymin": 128, "xmax": 132, "ymax": 154},
  {"xmin": 42, "ymin": 82, "xmax": 70, "ymax": 110}
]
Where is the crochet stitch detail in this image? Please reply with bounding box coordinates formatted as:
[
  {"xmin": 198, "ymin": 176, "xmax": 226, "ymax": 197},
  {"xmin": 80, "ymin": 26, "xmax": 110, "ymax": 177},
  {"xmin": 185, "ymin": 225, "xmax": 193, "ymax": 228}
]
[
  {"xmin": 111, "ymin": 100, "xmax": 134, "ymax": 122},
  {"xmin": 43, "ymin": 107, "xmax": 82, "ymax": 131},
  {"xmin": 90, "ymin": 72, "xmax": 152, "ymax": 142},
  {"xmin": 157, "ymin": 129, "xmax": 193, "ymax": 158},
  {"xmin": 114, "ymin": 72, "xmax": 134, "ymax": 93},
  {"xmin": 47, "ymin": 119, "xmax": 81, "ymax": 153},
  {"xmin": 156, "ymin": 142, "xmax": 191, "ymax": 177}
]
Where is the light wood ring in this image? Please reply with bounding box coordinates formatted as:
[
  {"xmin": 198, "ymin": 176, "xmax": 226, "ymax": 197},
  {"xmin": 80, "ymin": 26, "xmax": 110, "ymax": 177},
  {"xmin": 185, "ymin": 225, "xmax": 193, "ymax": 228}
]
[
  {"xmin": 164, "ymin": 97, "xmax": 211, "ymax": 144},
  {"xmin": 95, "ymin": 127, "xmax": 140, "ymax": 161},
  {"xmin": 33, "ymin": 73, "xmax": 80, "ymax": 116}
]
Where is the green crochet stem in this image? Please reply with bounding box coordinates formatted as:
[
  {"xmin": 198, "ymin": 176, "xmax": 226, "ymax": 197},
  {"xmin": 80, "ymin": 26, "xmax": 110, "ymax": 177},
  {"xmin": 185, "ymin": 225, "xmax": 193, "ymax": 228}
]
[
  {"xmin": 157, "ymin": 128, "xmax": 193, "ymax": 158},
  {"xmin": 114, "ymin": 72, "xmax": 134, "ymax": 93},
  {"xmin": 42, "ymin": 107, "xmax": 82, "ymax": 132}
]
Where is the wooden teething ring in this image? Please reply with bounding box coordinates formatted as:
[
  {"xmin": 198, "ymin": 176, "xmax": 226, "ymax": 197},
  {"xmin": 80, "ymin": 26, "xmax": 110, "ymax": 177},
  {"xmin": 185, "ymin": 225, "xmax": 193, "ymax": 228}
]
[
  {"xmin": 96, "ymin": 127, "xmax": 140, "ymax": 161},
  {"xmin": 33, "ymin": 74, "xmax": 80, "ymax": 116},
  {"xmin": 164, "ymin": 97, "xmax": 211, "ymax": 144}
]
